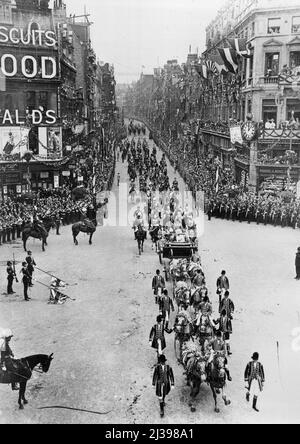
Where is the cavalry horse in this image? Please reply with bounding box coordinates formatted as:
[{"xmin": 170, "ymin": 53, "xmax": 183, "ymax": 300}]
[
  {"xmin": 207, "ymin": 353, "xmax": 231, "ymax": 413},
  {"xmin": 135, "ymin": 224, "xmax": 147, "ymax": 255},
  {"xmin": 72, "ymin": 219, "xmax": 96, "ymax": 246},
  {"xmin": 0, "ymin": 354, "xmax": 53, "ymax": 409},
  {"xmin": 22, "ymin": 222, "xmax": 49, "ymax": 252}
]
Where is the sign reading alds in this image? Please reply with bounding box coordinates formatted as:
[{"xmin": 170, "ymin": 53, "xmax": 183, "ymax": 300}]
[{"xmin": 0, "ymin": 23, "xmax": 58, "ymax": 80}]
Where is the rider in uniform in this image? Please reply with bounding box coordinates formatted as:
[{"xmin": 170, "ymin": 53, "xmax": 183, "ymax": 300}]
[{"xmin": 0, "ymin": 330, "xmax": 18, "ymax": 390}]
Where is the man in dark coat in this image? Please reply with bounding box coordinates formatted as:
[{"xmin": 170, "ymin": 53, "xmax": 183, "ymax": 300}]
[
  {"xmin": 152, "ymin": 270, "xmax": 165, "ymax": 304},
  {"xmin": 295, "ymin": 247, "xmax": 300, "ymax": 280},
  {"xmin": 152, "ymin": 354, "xmax": 175, "ymax": 418},
  {"xmin": 217, "ymin": 270, "xmax": 230, "ymax": 292},
  {"xmin": 25, "ymin": 251, "xmax": 36, "ymax": 287},
  {"xmin": 159, "ymin": 289, "xmax": 174, "ymax": 331},
  {"xmin": 149, "ymin": 315, "xmax": 166, "ymax": 356},
  {"xmin": 6, "ymin": 261, "xmax": 16, "ymax": 295},
  {"xmin": 244, "ymin": 352, "xmax": 265, "ymax": 412}
]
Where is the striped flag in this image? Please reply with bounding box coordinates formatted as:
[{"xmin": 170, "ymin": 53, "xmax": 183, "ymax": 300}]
[
  {"xmin": 206, "ymin": 59, "xmax": 218, "ymax": 76},
  {"xmin": 210, "ymin": 54, "xmax": 228, "ymax": 74},
  {"xmin": 0, "ymin": 67, "xmax": 6, "ymax": 92},
  {"xmin": 218, "ymin": 47, "xmax": 239, "ymax": 74},
  {"xmin": 228, "ymin": 38, "xmax": 252, "ymax": 58}
]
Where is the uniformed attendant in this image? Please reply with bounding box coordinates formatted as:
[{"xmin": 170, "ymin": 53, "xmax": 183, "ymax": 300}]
[
  {"xmin": 218, "ymin": 289, "xmax": 233, "ymax": 317},
  {"xmin": 152, "ymin": 354, "xmax": 175, "ymax": 418},
  {"xmin": 159, "ymin": 290, "xmax": 174, "ymax": 331},
  {"xmin": 25, "ymin": 251, "xmax": 36, "ymax": 287},
  {"xmin": 6, "ymin": 261, "xmax": 16, "ymax": 295},
  {"xmin": 149, "ymin": 315, "xmax": 167, "ymax": 356},
  {"xmin": 214, "ymin": 309, "xmax": 233, "ymax": 356},
  {"xmin": 244, "ymin": 352, "xmax": 265, "ymax": 412},
  {"xmin": 152, "ymin": 270, "xmax": 165, "ymax": 304}
]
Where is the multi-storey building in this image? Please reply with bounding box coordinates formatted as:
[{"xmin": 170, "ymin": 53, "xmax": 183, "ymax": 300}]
[
  {"xmin": 0, "ymin": 0, "xmax": 63, "ymax": 196},
  {"xmin": 202, "ymin": 0, "xmax": 300, "ymax": 190}
]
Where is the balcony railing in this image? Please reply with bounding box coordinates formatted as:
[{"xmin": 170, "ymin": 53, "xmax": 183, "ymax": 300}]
[{"xmin": 259, "ymin": 76, "xmax": 279, "ymax": 85}]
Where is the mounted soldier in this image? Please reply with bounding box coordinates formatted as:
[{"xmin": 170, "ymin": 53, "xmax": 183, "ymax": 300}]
[{"xmin": 0, "ymin": 330, "xmax": 18, "ymax": 391}]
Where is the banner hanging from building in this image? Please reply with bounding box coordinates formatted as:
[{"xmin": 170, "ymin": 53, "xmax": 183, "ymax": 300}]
[
  {"xmin": 0, "ymin": 126, "xmax": 29, "ymax": 158},
  {"xmin": 230, "ymin": 126, "xmax": 243, "ymax": 145}
]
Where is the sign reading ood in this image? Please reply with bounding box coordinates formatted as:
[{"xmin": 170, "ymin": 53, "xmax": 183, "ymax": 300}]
[{"xmin": 0, "ymin": 22, "xmax": 58, "ymax": 80}]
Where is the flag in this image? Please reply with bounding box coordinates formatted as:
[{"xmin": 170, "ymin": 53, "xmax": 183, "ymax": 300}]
[
  {"xmin": 210, "ymin": 54, "xmax": 228, "ymax": 74},
  {"xmin": 218, "ymin": 47, "xmax": 239, "ymax": 74},
  {"xmin": 205, "ymin": 59, "xmax": 218, "ymax": 76},
  {"xmin": 228, "ymin": 38, "xmax": 252, "ymax": 58},
  {"xmin": 195, "ymin": 63, "xmax": 207, "ymax": 79},
  {"xmin": 0, "ymin": 67, "xmax": 6, "ymax": 92}
]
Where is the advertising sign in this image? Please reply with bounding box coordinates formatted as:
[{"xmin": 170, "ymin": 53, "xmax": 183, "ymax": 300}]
[
  {"xmin": 47, "ymin": 127, "xmax": 62, "ymax": 158},
  {"xmin": 0, "ymin": 127, "xmax": 29, "ymax": 158}
]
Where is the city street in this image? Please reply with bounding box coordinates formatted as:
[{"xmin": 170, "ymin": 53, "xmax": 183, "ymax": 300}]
[{"xmin": 1, "ymin": 131, "xmax": 300, "ymax": 424}]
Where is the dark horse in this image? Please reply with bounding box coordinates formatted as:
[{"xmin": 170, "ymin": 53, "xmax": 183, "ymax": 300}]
[
  {"xmin": 22, "ymin": 223, "xmax": 49, "ymax": 252},
  {"xmin": 72, "ymin": 219, "xmax": 96, "ymax": 246},
  {"xmin": 149, "ymin": 225, "xmax": 161, "ymax": 252},
  {"xmin": 0, "ymin": 354, "xmax": 53, "ymax": 409},
  {"xmin": 207, "ymin": 354, "xmax": 231, "ymax": 413},
  {"xmin": 135, "ymin": 225, "xmax": 146, "ymax": 255}
]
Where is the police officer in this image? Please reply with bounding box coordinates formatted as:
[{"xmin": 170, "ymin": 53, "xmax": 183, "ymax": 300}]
[
  {"xmin": 25, "ymin": 251, "xmax": 36, "ymax": 287},
  {"xmin": 6, "ymin": 261, "xmax": 16, "ymax": 295},
  {"xmin": 21, "ymin": 262, "xmax": 31, "ymax": 301}
]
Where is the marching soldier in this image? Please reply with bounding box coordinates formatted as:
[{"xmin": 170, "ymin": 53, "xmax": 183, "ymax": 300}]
[{"xmin": 244, "ymin": 352, "xmax": 265, "ymax": 412}]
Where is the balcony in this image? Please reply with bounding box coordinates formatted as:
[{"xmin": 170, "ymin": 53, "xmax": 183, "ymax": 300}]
[{"xmin": 258, "ymin": 76, "xmax": 279, "ymax": 85}]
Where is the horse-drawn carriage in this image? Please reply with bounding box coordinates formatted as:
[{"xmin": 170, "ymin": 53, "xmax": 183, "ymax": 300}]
[{"xmin": 159, "ymin": 239, "xmax": 198, "ymax": 282}]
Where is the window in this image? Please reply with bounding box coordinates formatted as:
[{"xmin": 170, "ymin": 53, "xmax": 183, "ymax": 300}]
[
  {"xmin": 268, "ymin": 18, "xmax": 281, "ymax": 34},
  {"xmin": 265, "ymin": 53, "xmax": 280, "ymax": 76},
  {"xmin": 26, "ymin": 91, "xmax": 36, "ymax": 114},
  {"xmin": 292, "ymin": 16, "xmax": 300, "ymax": 33},
  {"xmin": 262, "ymin": 99, "xmax": 277, "ymax": 123},
  {"xmin": 290, "ymin": 51, "xmax": 300, "ymax": 70},
  {"xmin": 251, "ymin": 22, "xmax": 255, "ymax": 38},
  {"xmin": 286, "ymin": 99, "xmax": 300, "ymax": 121}
]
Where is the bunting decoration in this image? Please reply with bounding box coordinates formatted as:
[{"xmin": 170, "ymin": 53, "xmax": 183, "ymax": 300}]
[
  {"xmin": 228, "ymin": 38, "xmax": 252, "ymax": 58},
  {"xmin": 218, "ymin": 47, "xmax": 239, "ymax": 74}
]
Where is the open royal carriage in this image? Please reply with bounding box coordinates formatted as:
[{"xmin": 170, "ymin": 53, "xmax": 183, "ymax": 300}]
[{"xmin": 159, "ymin": 230, "xmax": 198, "ymax": 283}]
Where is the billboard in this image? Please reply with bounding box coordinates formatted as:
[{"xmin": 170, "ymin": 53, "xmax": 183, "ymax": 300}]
[
  {"xmin": 38, "ymin": 127, "xmax": 62, "ymax": 159},
  {"xmin": 0, "ymin": 127, "xmax": 29, "ymax": 158}
]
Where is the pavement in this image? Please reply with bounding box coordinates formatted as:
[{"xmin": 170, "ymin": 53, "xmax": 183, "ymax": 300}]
[{"xmin": 0, "ymin": 128, "xmax": 300, "ymax": 424}]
